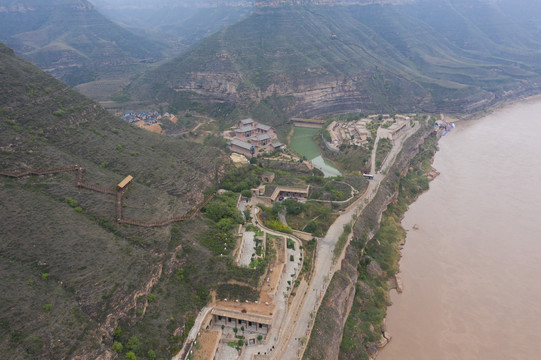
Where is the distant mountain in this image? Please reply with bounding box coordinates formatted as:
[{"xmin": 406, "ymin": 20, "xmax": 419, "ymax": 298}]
[
  {"xmin": 0, "ymin": 42, "xmax": 227, "ymax": 359},
  {"xmin": 128, "ymin": 0, "xmax": 541, "ymax": 126},
  {"xmin": 0, "ymin": 0, "xmax": 166, "ymax": 86},
  {"xmin": 89, "ymin": 0, "xmax": 252, "ymax": 54}
]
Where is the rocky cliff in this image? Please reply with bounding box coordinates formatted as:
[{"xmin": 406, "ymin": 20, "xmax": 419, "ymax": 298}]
[{"xmin": 130, "ymin": 1, "xmax": 541, "ymax": 124}]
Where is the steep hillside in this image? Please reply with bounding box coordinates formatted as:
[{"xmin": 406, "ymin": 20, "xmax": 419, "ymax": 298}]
[
  {"xmin": 0, "ymin": 0, "xmax": 166, "ymax": 86},
  {"xmin": 0, "ymin": 43, "xmax": 233, "ymax": 359},
  {"xmin": 128, "ymin": 0, "xmax": 541, "ymax": 127}
]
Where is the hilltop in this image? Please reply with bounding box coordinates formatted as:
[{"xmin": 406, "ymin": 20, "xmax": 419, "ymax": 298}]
[
  {"xmin": 0, "ymin": 42, "xmax": 232, "ymax": 359},
  {"xmin": 0, "ymin": 0, "xmax": 166, "ymax": 86},
  {"xmin": 127, "ymin": 0, "xmax": 541, "ymax": 128}
]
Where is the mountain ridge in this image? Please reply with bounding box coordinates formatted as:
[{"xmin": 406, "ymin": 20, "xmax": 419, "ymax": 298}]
[
  {"xmin": 0, "ymin": 0, "xmax": 166, "ymax": 86},
  {"xmin": 128, "ymin": 1, "xmax": 541, "ymax": 128}
]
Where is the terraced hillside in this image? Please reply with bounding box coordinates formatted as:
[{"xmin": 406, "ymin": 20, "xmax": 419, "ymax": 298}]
[
  {"xmin": 0, "ymin": 43, "xmax": 234, "ymax": 359},
  {"xmin": 128, "ymin": 0, "xmax": 541, "ymax": 126}
]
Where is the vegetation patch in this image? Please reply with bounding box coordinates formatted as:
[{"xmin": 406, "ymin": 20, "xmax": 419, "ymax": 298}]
[
  {"xmin": 216, "ymin": 284, "xmax": 259, "ymax": 302},
  {"xmin": 375, "ymin": 138, "xmax": 392, "ymax": 171}
]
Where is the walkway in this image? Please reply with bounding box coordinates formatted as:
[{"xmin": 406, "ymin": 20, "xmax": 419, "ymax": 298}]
[
  {"xmin": 0, "ymin": 165, "xmax": 213, "ymax": 227},
  {"xmin": 238, "ymin": 231, "xmax": 256, "ymax": 267}
]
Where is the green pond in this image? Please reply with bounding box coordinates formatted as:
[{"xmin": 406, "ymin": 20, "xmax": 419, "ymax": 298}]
[{"xmin": 289, "ymin": 127, "xmax": 341, "ymax": 178}]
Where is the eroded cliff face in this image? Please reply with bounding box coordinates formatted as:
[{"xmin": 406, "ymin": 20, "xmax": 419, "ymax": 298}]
[{"xmin": 172, "ymin": 69, "xmax": 435, "ymax": 116}]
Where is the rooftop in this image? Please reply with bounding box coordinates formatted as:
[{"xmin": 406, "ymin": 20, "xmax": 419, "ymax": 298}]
[
  {"xmin": 256, "ymin": 123, "xmax": 272, "ymax": 131},
  {"xmin": 230, "ymin": 139, "xmax": 253, "ymax": 151},
  {"xmin": 252, "ymin": 134, "xmax": 271, "ymax": 141},
  {"xmin": 240, "ymin": 118, "xmax": 254, "ymax": 125},
  {"xmin": 236, "ymin": 125, "xmax": 256, "ymax": 133},
  {"xmin": 212, "ymin": 302, "xmax": 274, "ymax": 325},
  {"xmin": 270, "ymin": 185, "xmax": 310, "ymax": 201},
  {"xmin": 117, "ymin": 175, "xmax": 133, "ymax": 189}
]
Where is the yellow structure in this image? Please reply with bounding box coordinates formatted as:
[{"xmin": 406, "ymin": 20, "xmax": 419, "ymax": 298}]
[{"xmin": 117, "ymin": 175, "xmax": 133, "ymax": 189}]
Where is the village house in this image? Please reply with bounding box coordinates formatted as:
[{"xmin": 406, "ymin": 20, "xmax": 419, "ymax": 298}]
[{"xmin": 228, "ymin": 118, "xmax": 281, "ymax": 157}]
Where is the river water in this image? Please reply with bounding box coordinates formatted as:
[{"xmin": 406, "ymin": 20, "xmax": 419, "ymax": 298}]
[
  {"xmin": 378, "ymin": 99, "xmax": 541, "ymax": 360},
  {"xmin": 289, "ymin": 127, "xmax": 341, "ymax": 177}
]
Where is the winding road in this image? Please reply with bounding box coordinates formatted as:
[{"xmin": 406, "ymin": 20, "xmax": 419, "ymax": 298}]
[{"xmin": 174, "ymin": 121, "xmax": 421, "ymax": 360}]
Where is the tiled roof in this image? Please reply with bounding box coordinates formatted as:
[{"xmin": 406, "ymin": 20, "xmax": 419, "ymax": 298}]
[
  {"xmin": 256, "ymin": 124, "xmax": 272, "ymax": 131},
  {"xmin": 230, "ymin": 139, "xmax": 253, "ymax": 150},
  {"xmin": 236, "ymin": 125, "xmax": 256, "ymax": 133},
  {"xmin": 240, "ymin": 118, "xmax": 254, "ymax": 125},
  {"xmin": 252, "ymin": 134, "xmax": 271, "ymax": 141}
]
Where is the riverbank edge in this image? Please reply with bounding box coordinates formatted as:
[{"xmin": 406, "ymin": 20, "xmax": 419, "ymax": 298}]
[
  {"xmin": 446, "ymin": 92, "xmax": 541, "ymax": 123},
  {"xmin": 303, "ymin": 122, "xmax": 438, "ymax": 360}
]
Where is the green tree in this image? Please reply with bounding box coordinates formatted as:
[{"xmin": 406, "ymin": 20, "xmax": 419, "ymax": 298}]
[
  {"xmin": 147, "ymin": 349, "xmax": 157, "ymax": 359},
  {"xmin": 113, "ymin": 326, "xmax": 122, "ymax": 339},
  {"xmin": 241, "ymin": 189, "xmax": 252, "ymax": 198},
  {"xmin": 125, "ymin": 352, "xmax": 136, "ymax": 360},
  {"xmin": 112, "ymin": 341, "xmax": 123, "ymax": 353},
  {"xmin": 217, "ymin": 218, "xmax": 234, "ymax": 232},
  {"xmin": 283, "ymin": 199, "xmax": 305, "ymax": 215},
  {"xmin": 304, "ymin": 220, "xmax": 318, "ymax": 234},
  {"xmin": 126, "ymin": 336, "xmax": 140, "ymax": 352}
]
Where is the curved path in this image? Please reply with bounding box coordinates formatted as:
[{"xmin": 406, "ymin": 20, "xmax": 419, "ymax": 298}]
[
  {"xmin": 171, "ymin": 121, "xmax": 421, "ymax": 360},
  {"xmin": 270, "ymin": 122, "xmax": 420, "ymax": 360}
]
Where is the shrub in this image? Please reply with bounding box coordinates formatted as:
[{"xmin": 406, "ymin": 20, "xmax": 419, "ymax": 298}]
[
  {"xmin": 283, "ymin": 199, "xmax": 305, "ymax": 215},
  {"xmin": 112, "ymin": 341, "xmax": 123, "ymax": 353},
  {"xmin": 43, "ymin": 304, "xmax": 52, "ymax": 312},
  {"xmin": 113, "ymin": 326, "xmax": 122, "ymax": 339},
  {"xmin": 126, "ymin": 336, "xmax": 140, "ymax": 352},
  {"xmin": 304, "ymin": 220, "xmax": 318, "ymax": 234},
  {"xmin": 266, "ymin": 220, "xmax": 292, "ymax": 234}
]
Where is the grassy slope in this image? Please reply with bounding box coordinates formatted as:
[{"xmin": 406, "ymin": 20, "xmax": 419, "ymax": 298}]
[
  {"xmin": 0, "ymin": 43, "xmax": 231, "ymax": 359},
  {"xmin": 129, "ymin": 1, "xmax": 541, "ymax": 125}
]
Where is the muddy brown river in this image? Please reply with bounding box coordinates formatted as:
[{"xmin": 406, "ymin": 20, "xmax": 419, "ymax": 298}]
[{"xmin": 378, "ymin": 99, "xmax": 541, "ymax": 360}]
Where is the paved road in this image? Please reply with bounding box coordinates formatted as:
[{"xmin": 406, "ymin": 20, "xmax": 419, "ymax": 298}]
[
  {"xmin": 173, "ymin": 121, "xmax": 421, "ymax": 360},
  {"xmin": 172, "ymin": 306, "xmax": 213, "ymax": 360},
  {"xmin": 239, "ymin": 208, "xmax": 303, "ymax": 359},
  {"xmin": 277, "ymin": 122, "xmax": 421, "ymax": 360},
  {"xmin": 238, "ymin": 231, "xmax": 256, "ymax": 267}
]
